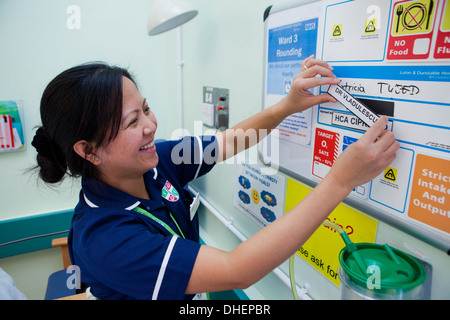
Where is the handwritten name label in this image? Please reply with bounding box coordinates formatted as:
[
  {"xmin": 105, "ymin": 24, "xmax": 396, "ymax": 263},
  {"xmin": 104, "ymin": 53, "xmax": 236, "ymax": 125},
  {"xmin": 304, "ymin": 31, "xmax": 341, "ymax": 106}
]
[{"xmin": 377, "ymin": 82, "xmax": 420, "ymax": 95}]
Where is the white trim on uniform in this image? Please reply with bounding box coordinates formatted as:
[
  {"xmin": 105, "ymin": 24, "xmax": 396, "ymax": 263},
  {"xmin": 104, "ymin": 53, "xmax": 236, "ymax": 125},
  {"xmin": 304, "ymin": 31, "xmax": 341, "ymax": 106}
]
[
  {"xmin": 125, "ymin": 201, "xmax": 141, "ymax": 211},
  {"xmin": 84, "ymin": 193, "xmax": 141, "ymax": 211},
  {"xmin": 193, "ymin": 136, "xmax": 203, "ymax": 180},
  {"xmin": 152, "ymin": 235, "xmax": 178, "ymax": 300},
  {"xmin": 83, "ymin": 193, "xmax": 99, "ymax": 208}
]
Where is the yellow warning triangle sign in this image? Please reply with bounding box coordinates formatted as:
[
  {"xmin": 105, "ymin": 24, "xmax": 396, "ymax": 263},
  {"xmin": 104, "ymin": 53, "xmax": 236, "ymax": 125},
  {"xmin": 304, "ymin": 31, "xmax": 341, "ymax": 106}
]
[
  {"xmin": 384, "ymin": 168, "xmax": 396, "ymax": 181},
  {"xmin": 333, "ymin": 25, "xmax": 342, "ymax": 37},
  {"xmin": 365, "ymin": 20, "xmax": 376, "ymax": 33}
]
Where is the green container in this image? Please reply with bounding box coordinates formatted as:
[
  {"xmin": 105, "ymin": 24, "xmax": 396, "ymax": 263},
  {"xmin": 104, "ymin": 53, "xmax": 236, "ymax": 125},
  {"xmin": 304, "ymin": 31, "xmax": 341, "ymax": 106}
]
[{"xmin": 339, "ymin": 243, "xmax": 427, "ymax": 300}]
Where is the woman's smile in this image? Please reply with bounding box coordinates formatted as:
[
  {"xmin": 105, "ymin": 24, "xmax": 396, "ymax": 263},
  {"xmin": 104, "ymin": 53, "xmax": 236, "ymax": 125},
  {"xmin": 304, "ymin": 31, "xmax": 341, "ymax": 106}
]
[{"xmin": 139, "ymin": 140, "xmax": 156, "ymax": 152}]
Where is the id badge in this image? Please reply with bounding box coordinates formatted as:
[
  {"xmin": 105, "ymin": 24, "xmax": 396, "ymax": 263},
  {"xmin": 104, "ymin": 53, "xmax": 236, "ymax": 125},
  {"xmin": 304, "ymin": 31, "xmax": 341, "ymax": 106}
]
[{"xmin": 189, "ymin": 192, "xmax": 200, "ymax": 221}]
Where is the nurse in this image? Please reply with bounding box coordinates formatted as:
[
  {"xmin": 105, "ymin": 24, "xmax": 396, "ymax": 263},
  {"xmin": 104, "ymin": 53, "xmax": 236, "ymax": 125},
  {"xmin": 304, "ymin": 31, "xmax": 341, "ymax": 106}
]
[{"xmin": 31, "ymin": 58, "xmax": 398, "ymax": 299}]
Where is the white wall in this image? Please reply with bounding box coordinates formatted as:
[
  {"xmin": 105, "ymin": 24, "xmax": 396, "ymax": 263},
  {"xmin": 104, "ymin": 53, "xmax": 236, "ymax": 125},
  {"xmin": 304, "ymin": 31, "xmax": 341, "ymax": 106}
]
[{"xmin": 0, "ymin": 0, "xmax": 170, "ymax": 220}]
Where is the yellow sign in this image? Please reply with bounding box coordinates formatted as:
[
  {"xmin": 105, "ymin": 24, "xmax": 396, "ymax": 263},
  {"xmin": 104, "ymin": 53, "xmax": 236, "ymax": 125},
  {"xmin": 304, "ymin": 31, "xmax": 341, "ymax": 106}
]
[
  {"xmin": 365, "ymin": 18, "xmax": 377, "ymax": 33},
  {"xmin": 392, "ymin": 0, "xmax": 435, "ymax": 36},
  {"xmin": 442, "ymin": 1, "xmax": 450, "ymax": 31},
  {"xmin": 384, "ymin": 167, "xmax": 397, "ymax": 182},
  {"xmin": 285, "ymin": 178, "xmax": 378, "ymax": 286},
  {"xmin": 332, "ymin": 24, "xmax": 342, "ymax": 37}
]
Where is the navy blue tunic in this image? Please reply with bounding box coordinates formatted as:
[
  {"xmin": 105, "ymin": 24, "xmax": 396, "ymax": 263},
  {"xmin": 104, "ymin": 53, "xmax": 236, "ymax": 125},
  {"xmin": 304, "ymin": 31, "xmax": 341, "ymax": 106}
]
[{"xmin": 68, "ymin": 136, "xmax": 217, "ymax": 299}]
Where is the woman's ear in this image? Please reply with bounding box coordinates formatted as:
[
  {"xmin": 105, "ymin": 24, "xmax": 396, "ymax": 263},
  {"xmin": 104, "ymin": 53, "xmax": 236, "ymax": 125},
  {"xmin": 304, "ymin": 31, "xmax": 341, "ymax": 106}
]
[{"xmin": 73, "ymin": 140, "xmax": 101, "ymax": 165}]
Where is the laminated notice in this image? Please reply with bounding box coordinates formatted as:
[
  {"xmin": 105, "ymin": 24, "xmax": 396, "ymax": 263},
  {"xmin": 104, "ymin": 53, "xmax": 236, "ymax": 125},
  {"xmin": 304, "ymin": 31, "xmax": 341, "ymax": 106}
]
[{"xmin": 328, "ymin": 84, "xmax": 380, "ymax": 127}]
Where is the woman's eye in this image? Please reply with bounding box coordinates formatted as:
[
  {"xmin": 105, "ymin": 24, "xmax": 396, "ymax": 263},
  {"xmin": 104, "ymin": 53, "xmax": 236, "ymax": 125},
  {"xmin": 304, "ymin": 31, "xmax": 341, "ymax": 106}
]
[{"xmin": 129, "ymin": 118, "xmax": 138, "ymax": 126}]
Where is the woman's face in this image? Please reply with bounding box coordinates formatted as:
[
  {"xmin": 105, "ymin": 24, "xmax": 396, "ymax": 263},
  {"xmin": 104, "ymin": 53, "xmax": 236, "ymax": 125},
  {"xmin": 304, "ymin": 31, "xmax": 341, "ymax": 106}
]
[{"xmin": 95, "ymin": 77, "xmax": 159, "ymax": 182}]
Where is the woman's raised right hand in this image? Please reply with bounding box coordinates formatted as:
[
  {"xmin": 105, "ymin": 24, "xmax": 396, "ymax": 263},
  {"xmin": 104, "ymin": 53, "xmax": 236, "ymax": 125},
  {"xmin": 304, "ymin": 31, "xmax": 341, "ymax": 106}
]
[{"xmin": 325, "ymin": 116, "xmax": 400, "ymax": 193}]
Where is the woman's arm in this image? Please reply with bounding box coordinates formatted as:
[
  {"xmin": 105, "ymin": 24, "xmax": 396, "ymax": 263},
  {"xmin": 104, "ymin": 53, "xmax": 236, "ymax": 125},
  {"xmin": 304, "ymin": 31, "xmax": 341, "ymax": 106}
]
[
  {"xmin": 215, "ymin": 57, "xmax": 339, "ymax": 163},
  {"xmin": 186, "ymin": 116, "xmax": 399, "ymax": 294}
]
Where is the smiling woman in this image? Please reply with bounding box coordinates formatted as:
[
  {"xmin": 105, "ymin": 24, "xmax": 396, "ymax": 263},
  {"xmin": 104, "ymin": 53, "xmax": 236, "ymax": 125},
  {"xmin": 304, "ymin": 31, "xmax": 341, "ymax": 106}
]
[
  {"xmin": 31, "ymin": 62, "xmax": 224, "ymax": 299},
  {"xmin": 72, "ymin": 77, "xmax": 160, "ymax": 199},
  {"xmin": 31, "ymin": 60, "xmax": 398, "ymax": 300},
  {"xmin": 32, "ymin": 62, "xmax": 136, "ymax": 183}
]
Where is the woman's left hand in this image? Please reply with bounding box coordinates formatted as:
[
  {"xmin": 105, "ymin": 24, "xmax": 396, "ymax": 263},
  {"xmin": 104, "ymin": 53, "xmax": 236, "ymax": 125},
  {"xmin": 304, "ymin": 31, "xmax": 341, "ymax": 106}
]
[{"xmin": 280, "ymin": 55, "xmax": 340, "ymax": 116}]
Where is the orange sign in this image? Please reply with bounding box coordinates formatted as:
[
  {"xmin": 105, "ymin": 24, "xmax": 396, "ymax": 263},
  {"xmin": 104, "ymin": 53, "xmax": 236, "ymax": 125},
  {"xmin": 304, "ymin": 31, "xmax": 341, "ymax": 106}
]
[{"xmin": 408, "ymin": 154, "xmax": 450, "ymax": 233}]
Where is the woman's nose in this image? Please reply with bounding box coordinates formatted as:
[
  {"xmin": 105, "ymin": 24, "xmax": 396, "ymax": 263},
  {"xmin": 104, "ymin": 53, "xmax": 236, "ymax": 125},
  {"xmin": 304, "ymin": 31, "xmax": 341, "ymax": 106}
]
[{"xmin": 143, "ymin": 117, "xmax": 157, "ymax": 136}]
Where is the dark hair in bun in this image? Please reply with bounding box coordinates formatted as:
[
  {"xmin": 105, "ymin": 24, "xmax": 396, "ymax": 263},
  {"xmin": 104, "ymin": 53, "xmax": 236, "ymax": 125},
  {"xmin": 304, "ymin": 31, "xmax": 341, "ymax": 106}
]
[
  {"xmin": 31, "ymin": 126, "xmax": 67, "ymax": 183},
  {"xmin": 31, "ymin": 62, "xmax": 136, "ymax": 183}
]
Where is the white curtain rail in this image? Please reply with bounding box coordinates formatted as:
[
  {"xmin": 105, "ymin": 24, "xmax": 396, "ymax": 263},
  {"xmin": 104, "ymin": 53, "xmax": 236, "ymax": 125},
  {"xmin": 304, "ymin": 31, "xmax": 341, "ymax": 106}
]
[{"xmin": 188, "ymin": 185, "xmax": 311, "ymax": 300}]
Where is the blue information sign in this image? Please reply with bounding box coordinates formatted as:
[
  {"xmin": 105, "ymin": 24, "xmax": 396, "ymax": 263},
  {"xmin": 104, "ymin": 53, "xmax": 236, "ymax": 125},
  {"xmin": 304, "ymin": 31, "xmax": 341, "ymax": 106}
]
[{"xmin": 266, "ymin": 18, "xmax": 318, "ymax": 95}]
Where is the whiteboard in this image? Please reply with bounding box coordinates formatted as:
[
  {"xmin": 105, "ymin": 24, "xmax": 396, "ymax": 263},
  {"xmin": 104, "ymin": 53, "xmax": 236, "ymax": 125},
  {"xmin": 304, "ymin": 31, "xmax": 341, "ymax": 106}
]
[{"xmin": 260, "ymin": 0, "xmax": 450, "ymax": 253}]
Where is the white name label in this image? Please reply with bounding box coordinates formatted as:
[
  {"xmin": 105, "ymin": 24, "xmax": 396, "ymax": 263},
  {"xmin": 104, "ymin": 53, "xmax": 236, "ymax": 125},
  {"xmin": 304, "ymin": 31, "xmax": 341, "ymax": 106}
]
[
  {"xmin": 328, "ymin": 84, "xmax": 379, "ymax": 127},
  {"xmin": 332, "ymin": 111, "xmax": 370, "ymax": 131}
]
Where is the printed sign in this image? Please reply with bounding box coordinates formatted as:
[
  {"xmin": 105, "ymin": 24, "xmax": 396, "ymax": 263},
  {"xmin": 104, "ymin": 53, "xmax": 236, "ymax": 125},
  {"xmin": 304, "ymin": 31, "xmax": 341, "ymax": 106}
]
[
  {"xmin": 0, "ymin": 114, "xmax": 14, "ymax": 150},
  {"xmin": 266, "ymin": 18, "xmax": 318, "ymax": 95},
  {"xmin": 321, "ymin": 0, "xmax": 390, "ymax": 62},
  {"xmin": 285, "ymin": 178, "xmax": 378, "ymax": 286},
  {"xmin": 434, "ymin": 1, "xmax": 450, "ymax": 59},
  {"xmin": 408, "ymin": 154, "xmax": 449, "ymax": 233},
  {"xmin": 332, "ymin": 24, "xmax": 342, "ymax": 37},
  {"xmin": 365, "ymin": 18, "xmax": 377, "ymax": 34},
  {"xmin": 369, "ymin": 148, "xmax": 415, "ymax": 213},
  {"xmin": 266, "ymin": 18, "xmax": 318, "ymax": 146},
  {"xmin": 0, "ymin": 101, "xmax": 25, "ymax": 152},
  {"xmin": 328, "ymin": 84, "xmax": 380, "ymax": 127},
  {"xmin": 331, "ymin": 111, "xmax": 370, "ymax": 132},
  {"xmin": 387, "ymin": 0, "xmax": 437, "ymax": 60},
  {"xmin": 233, "ymin": 162, "xmax": 286, "ymax": 227},
  {"xmin": 263, "ymin": 0, "xmax": 450, "ymax": 251},
  {"xmin": 312, "ymin": 127, "xmax": 340, "ymax": 179}
]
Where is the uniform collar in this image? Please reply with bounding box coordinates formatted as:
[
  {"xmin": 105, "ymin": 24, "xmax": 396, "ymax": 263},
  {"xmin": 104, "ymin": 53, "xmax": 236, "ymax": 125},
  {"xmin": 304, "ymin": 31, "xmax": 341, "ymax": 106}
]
[{"xmin": 82, "ymin": 169, "xmax": 160, "ymax": 211}]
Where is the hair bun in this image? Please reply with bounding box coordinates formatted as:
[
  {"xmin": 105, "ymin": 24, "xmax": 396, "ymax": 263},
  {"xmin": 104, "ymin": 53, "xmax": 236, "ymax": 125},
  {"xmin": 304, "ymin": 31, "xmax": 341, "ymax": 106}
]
[
  {"xmin": 31, "ymin": 127, "xmax": 53, "ymax": 157},
  {"xmin": 31, "ymin": 126, "xmax": 67, "ymax": 183}
]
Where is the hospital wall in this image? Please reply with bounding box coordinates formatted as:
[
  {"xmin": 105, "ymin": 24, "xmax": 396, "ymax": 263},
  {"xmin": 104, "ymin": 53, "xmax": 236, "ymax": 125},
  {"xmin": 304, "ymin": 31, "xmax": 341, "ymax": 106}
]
[
  {"xmin": 0, "ymin": 0, "xmax": 174, "ymax": 221},
  {"xmin": 0, "ymin": 0, "xmax": 448, "ymax": 300},
  {"xmin": 0, "ymin": 0, "xmax": 173, "ymax": 299}
]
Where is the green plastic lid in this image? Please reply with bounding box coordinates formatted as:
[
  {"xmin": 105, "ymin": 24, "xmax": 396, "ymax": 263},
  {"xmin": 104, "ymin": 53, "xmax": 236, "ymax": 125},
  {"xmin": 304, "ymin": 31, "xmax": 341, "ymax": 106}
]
[{"xmin": 339, "ymin": 242, "xmax": 427, "ymax": 291}]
